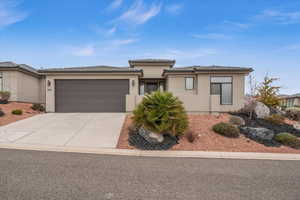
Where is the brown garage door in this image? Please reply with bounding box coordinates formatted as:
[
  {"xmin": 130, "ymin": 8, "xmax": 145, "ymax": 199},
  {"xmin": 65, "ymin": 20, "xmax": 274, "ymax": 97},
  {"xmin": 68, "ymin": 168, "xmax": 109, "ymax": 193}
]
[{"xmin": 55, "ymin": 79, "xmax": 129, "ymax": 112}]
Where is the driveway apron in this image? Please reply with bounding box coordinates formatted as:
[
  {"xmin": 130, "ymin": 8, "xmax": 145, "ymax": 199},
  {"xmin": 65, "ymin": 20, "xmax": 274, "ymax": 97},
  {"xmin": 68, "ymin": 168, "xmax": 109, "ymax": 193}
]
[{"xmin": 0, "ymin": 113, "xmax": 125, "ymax": 148}]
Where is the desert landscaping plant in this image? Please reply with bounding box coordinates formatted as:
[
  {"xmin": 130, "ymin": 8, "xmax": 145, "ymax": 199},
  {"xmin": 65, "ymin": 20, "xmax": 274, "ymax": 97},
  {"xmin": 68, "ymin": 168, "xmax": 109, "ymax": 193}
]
[
  {"xmin": 257, "ymin": 76, "xmax": 280, "ymax": 108},
  {"xmin": 0, "ymin": 91, "xmax": 10, "ymax": 104},
  {"xmin": 31, "ymin": 103, "xmax": 45, "ymax": 112},
  {"xmin": 11, "ymin": 109, "xmax": 23, "ymax": 115},
  {"xmin": 185, "ymin": 130, "xmax": 196, "ymax": 143},
  {"xmin": 265, "ymin": 114, "xmax": 285, "ymax": 125},
  {"xmin": 274, "ymin": 133, "xmax": 300, "ymax": 149},
  {"xmin": 0, "ymin": 109, "xmax": 4, "ymax": 117},
  {"xmin": 212, "ymin": 122, "xmax": 240, "ymax": 138},
  {"xmin": 132, "ymin": 91, "xmax": 189, "ymax": 137},
  {"xmin": 285, "ymin": 108, "xmax": 300, "ymax": 121}
]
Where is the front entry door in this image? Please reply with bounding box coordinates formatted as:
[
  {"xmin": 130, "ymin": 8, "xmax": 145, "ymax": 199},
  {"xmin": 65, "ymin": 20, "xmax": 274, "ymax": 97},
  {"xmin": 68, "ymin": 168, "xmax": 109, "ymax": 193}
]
[{"xmin": 145, "ymin": 82, "xmax": 159, "ymax": 94}]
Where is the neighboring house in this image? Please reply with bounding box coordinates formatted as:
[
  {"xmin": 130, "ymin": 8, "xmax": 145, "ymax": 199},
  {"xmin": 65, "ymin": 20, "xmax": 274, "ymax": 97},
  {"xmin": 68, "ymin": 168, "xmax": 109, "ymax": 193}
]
[
  {"xmin": 0, "ymin": 62, "xmax": 45, "ymax": 103},
  {"xmin": 0, "ymin": 59, "xmax": 253, "ymax": 113},
  {"xmin": 279, "ymin": 94, "xmax": 300, "ymax": 108}
]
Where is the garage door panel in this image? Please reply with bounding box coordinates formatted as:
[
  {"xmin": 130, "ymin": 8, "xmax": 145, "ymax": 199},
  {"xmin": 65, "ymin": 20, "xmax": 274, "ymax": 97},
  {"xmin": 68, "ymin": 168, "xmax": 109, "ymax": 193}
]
[{"xmin": 55, "ymin": 79, "xmax": 129, "ymax": 112}]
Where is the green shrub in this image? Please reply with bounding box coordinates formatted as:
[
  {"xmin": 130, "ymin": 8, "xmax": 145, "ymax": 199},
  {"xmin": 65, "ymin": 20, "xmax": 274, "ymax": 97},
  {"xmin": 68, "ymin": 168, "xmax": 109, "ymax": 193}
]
[
  {"xmin": 265, "ymin": 114, "xmax": 285, "ymax": 125},
  {"xmin": 132, "ymin": 91, "xmax": 188, "ymax": 137},
  {"xmin": 0, "ymin": 91, "xmax": 10, "ymax": 104},
  {"xmin": 31, "ymin": 103, "xmax": 45, "ymax": 112},
  {"xmin": 212, "ymin": 122, "xmax": 240, "ymax": 138},
  {"xmin": 0, "ymin": 91, "xmax": 10, "ymax": 101},
  {"xmin": 274, "ymin": 133, "xmax": 300, "ymax": 149},
  {"xmin": 11, "ymin": 109, "xmax": 23, "ymax": 115},
  {"xmin": 0, "ymin": 109, "xmax": 4, "ymax": 117}
]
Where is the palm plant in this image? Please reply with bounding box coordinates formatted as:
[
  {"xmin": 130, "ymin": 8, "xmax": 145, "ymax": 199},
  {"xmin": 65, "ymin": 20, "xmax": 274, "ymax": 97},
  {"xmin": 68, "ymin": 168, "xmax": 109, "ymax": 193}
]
[{"xmin": 132, "ymin": 91, "xmax": 188, "ymax": 137}]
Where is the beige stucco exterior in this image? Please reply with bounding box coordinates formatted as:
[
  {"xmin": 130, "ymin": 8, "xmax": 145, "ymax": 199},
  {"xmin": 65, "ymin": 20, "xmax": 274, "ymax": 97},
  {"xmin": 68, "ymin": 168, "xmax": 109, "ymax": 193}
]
[
  {"xmin": 1, "ymin": 60, "xmax": 251, "ymax": 113},
  {"xmin": 280, "ymin": 97, "xmax": 300, "ymax": 107},
  {"xmin": 1, "ymin": 70, "xmax": 45, "ymax": 103},
  {"xmin": 134, "ymin": 65, "xmax": 170, "ymax": 78},
  {"xmin": 126, "ymin": 73, "xmax": 246, "ymax": 113}
]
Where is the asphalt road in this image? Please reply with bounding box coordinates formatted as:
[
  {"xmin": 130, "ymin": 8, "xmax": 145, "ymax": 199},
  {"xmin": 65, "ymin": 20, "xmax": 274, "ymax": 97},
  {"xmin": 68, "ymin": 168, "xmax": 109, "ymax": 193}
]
[{"xmin": 0, "ymin": 149, "xmax": 299, "ymax": 200}]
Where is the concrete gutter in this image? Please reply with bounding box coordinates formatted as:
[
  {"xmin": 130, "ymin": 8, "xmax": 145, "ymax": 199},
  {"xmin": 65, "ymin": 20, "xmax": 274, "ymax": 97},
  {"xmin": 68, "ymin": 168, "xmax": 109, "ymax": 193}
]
[{"xmin": 0, "ymin": 144, "xmax": 299, "ymax": 161}]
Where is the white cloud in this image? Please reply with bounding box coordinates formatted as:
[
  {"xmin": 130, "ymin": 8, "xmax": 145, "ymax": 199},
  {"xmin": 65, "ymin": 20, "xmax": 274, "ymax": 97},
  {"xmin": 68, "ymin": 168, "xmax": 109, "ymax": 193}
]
[
  {"xmin": 111, "ymin": 38, "xmax": 138, "ymax": 46},
  {"xmin": 192, "ymin": 33, "xmax": 230, "ymax": 39},
  {"xmin": 71, "ymin": 45, "xmax": 95, "ymax": 56},
  {"xmin": 0, "ymin": 0, "xmax": 28, "ymax": 27},
  {"xmin": 115, "ymin": 0, "xmax": 162, "ymax": 26},
  {"xmin": 139, "ymin": 48, "xmax": 217, "ymax": 60},
  {"xmin": 107, "ymin": 0, "xmax": 123, "ymax": 11},
  {"xmin": 165, "ymin": 4, "xmax": 183, "ymax": 15},
  {"xmin": 256, "ymin": 9, "xmax": 300, "ymax": 24},
  {"xmin": 223, "ymin": 20, "xmax": 252, "ymax": 29},
  {"xmin": 68, "ymin": 38, "xmax": 138, "ymax": 56},
  {"xmin": 164, "ymin": 48, "xmax": 217, "ymax": 59},
  {"xmin": 94, "ymin": 25, "xmax": 117, "ymax": 36}
]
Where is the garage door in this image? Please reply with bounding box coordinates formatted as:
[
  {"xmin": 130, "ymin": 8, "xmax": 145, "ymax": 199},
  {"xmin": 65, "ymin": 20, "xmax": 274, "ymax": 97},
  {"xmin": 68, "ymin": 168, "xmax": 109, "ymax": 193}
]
[{"xmin": 55, "ymin": 79, "xmax": 129, "ymax": 112}]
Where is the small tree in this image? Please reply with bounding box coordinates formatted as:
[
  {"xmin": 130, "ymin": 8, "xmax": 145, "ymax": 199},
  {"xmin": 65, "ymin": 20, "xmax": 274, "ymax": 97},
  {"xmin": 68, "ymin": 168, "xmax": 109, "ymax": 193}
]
[
  {"xmin": 257, "ymin": 76, "xmax": 280, "ymax": 108},
  {"xmin": 132, "ymin": 91, "xmax": 188, "ymax": 137}
]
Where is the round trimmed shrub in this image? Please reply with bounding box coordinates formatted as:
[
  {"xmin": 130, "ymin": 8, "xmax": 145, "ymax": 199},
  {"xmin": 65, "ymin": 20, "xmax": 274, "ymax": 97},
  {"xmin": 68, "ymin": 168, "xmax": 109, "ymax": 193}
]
[
  {"xmin": 212, "ymin": 122, "xmax": 240, "ymax": 138},
  {"xmin": 0, "ymin": 109, "xmax": 5, "ymax": 117},
  {"xmin": 265, "ymin": 114, "xmax": 285, "ymax": 125},
  {"xmin": 132, "ymin": 91, "xmax": 188, "ymax": 137},
  {"xmin": 31, "ymin": 103, "xmax": 45, "ymax": 112},
  {"xmin": 11, "ymin": 109, "xmax": 23, "ymax": 115},
  {"xmin": 274, "ymin": 132, "xmax": 300, "ymax": 149}
]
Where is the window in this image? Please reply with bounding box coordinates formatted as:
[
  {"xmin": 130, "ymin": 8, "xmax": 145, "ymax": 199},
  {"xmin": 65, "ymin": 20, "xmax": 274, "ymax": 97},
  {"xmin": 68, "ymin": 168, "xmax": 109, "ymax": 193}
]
[
  {"xmin": 139, "ymin": 80, "xmax": 165, "ymax": 95},
  {"xmin": 0, "ymin": 72, "xmax": 3, "ymax": 91},
  {"xmin": 210, "ymin": 76, "xmax": 232, "ymax": 105},
  {"xmin": 211, "ymin": 83, "xmax": 221, "ymax": 95},
  {"xmin": 185, "ymin": 77, "xmax": 194, "ymax": 90},
  {"xmin": 287, "ymin": 99, "xmax": 294, "ymax": 107}
]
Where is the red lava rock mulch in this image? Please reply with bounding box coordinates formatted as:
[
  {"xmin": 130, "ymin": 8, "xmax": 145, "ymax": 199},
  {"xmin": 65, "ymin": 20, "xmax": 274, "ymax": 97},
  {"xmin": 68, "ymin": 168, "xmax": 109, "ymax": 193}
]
[
  {"xmin": 117, "ymin": 114, "xmax": 300, "ymax": 153},
  {"xmin": 0, "ymin": 102, "xmax": 42, "ymax": 126}
]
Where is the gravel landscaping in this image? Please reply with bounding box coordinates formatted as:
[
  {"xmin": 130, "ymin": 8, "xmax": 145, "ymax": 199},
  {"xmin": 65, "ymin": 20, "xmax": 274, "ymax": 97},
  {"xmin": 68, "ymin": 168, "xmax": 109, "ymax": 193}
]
[
  {"xmin": 0, "ymin": 102, "xmax": 42, "ymax": 126},
  {"xmin": 117, "ymin": 114, "xmax": 300, "ymax": 153}
]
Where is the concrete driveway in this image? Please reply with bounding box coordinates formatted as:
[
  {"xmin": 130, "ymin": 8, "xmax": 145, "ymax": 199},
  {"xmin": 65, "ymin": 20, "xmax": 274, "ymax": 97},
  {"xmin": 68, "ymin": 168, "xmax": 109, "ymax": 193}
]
[{"xmin": 0, "ymin": 113, "xmax": 125, "ymax": 148}]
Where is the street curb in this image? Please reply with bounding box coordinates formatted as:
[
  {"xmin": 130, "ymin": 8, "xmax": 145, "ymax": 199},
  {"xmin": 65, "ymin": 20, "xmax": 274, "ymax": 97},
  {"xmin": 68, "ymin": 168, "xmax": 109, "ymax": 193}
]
[{"xmin": 0, "ymin": 144, "xmax": 300, "ymax": 160}]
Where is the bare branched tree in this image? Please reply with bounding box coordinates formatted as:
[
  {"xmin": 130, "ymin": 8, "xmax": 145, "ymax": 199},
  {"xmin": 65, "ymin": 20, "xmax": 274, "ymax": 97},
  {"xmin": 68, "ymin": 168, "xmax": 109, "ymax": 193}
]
[{"xmin": 248, "ymin": 74, "xmax": 258, "ymax": 97}]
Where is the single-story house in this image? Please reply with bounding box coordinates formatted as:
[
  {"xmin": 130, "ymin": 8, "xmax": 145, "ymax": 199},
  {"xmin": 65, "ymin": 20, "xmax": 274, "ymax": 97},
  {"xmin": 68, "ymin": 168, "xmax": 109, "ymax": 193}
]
[
  {"xmin": 0, "ymin": 59, "xmax": 253, "ymax": 113},
  {"xmin": 279, "ymin": 94, "xmax": 300, "ymax": 108}
]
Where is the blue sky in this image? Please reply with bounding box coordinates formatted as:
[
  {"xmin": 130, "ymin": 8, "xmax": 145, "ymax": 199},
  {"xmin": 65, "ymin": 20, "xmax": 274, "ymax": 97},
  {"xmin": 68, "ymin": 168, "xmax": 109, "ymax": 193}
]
[{"xmin": 0, "ymin": 0, "xmax": 299, "ymax": 94}]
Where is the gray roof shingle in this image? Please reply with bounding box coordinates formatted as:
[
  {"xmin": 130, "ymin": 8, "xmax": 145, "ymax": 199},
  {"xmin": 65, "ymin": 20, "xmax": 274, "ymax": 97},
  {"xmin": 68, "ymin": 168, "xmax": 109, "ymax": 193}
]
[
  {"xmin": 39, "ymin": 65, "xmax": 142, "ymax": 73},
  {"xmin": 164, "ymin": 65, "xmax": 253, "ymax": 74},
  {"xmin": 0, "ymin": 62, "xmax": 39, "ymax": 74}
]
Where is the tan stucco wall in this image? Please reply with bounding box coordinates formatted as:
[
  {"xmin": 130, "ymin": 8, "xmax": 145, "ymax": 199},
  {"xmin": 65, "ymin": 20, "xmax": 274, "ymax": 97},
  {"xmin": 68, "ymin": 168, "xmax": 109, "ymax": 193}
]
[
  {"xmin": 295, "ymin": 98, "xmax": 300, "ymax": 106},
  {"xmin": 134, "ymin": 65, "xmax": 170, "ymax": 78},
  {"xmin": 167, "ymin": 75, "xmax": 197, "ymax": 95},
  {"xmin": 1, "ymin": 71, "xmax": 44, "ymax": 103},
  {"xmin": 39, "ymin": 78, "xmax": 46, "ymax": 104},
  {"xmin": 45, "ymin": 74, "xmax": 139, "ymax": 112},
  {"xmin": 16, "ymin": 72, "xmax": 42, "ymax": 103},
  {"xmin": 127, "ymin": 73, "xmax": 246, "ymax": 113},
  {"xmin": 1, "ymin": 71, "xmax": 18, "ymax": 101}
]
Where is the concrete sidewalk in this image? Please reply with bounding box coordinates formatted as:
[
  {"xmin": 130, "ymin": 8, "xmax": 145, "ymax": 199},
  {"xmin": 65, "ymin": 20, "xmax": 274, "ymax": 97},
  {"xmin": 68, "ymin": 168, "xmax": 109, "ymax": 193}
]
[
  {"xmin": 0, "ymin": 144, "xmax": 300, "ymax": 161},
  {"xmin": 0, "ymin": 113, "xmax": 125, "ymax": 148}
]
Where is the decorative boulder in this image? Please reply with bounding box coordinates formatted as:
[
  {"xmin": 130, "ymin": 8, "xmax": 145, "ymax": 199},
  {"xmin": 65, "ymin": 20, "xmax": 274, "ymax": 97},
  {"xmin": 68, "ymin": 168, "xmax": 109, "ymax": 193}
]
[
  {"xmin": 229, "ymin": 115, "xmax": 245, "ymax": 126},
  {"xmin": 293, "ymin": 123, "xmax": 300, "ymax": 131},
  {"xmin": 240, "ymin": 127, "xmax": 274, "ymax": 142},
  {"xmin": 138, "ymin": 127, "xmax": 164, "ymax": 144},
  {"xmin": 254, "ymin": 102, "xmax": 270, "ymax": 119}
]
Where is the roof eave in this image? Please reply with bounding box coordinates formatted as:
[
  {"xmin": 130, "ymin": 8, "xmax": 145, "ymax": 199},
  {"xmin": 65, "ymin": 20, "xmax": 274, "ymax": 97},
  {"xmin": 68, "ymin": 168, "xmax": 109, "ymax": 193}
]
[{"xmin": 38, "ymin": 70, "xmax": 143, "ymax": 76}]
